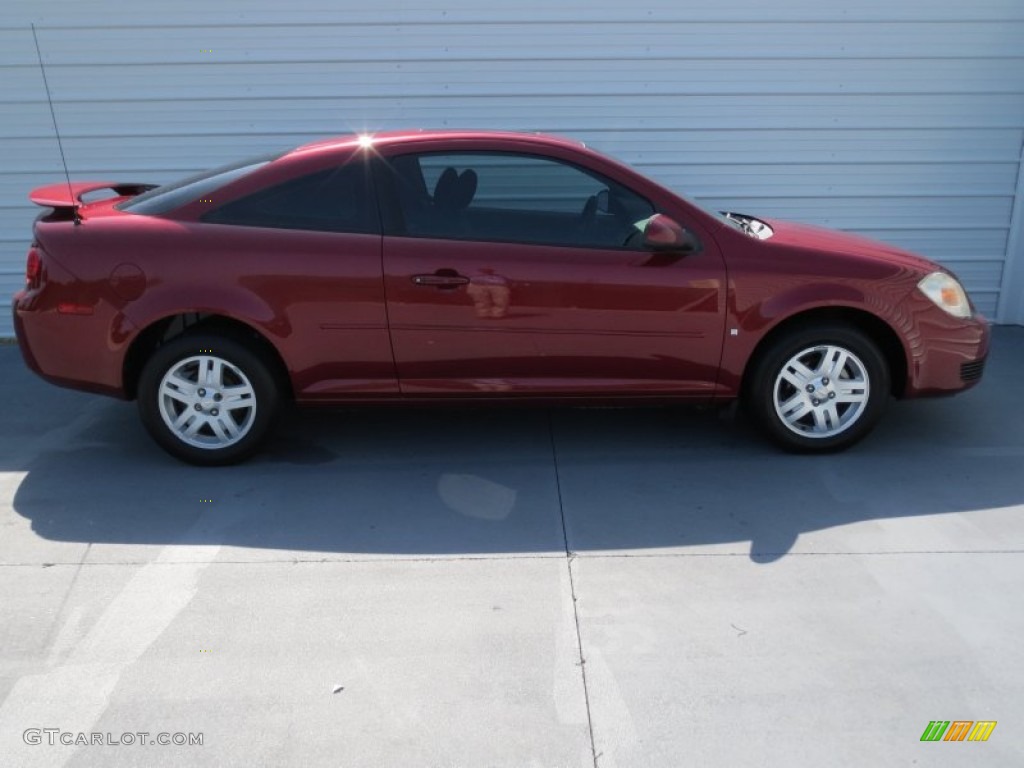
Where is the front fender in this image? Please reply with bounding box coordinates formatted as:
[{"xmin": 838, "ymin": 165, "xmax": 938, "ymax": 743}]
[{"xmin": 717, "ymin": 279, "xmax": 917, "ymax": 397}]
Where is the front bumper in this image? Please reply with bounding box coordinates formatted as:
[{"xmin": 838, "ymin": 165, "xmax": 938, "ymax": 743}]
[{"xmin": 903, "ymin": 303, "xmax": 990, "ymax": 397}]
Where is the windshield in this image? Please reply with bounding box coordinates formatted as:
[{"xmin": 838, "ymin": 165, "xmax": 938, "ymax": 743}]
[
  {"xmin": 629, "ymin": 163, "xmax": 738, "ymax": 231},
  {"xmin": 117, "ymin": 152, "xmax": 282, "ymax": 215}
]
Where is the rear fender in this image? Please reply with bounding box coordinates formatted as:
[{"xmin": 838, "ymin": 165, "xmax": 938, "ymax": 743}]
[{"xmin": 121, "ymin": 286, "xmax": 291, "ymax": 348}]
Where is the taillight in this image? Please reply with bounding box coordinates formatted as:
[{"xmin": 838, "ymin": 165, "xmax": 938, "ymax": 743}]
[{"xmin": 26, "ymin": 245, "xmax": 42, "ymax": 289}]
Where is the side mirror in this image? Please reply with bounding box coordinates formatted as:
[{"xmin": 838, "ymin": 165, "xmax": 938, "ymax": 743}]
[{"xmin": 642, "ymin": 214, "xmax": 699, "ymax": 252}]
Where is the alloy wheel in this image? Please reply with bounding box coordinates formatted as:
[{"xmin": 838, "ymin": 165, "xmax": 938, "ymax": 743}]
[
  {"xmin": 772, "ymin": 344, "xmax": 871, "ymax": 438},
  {"xmin": 157, "ymin": 355, "xmax": 258, "ymax": 449}
]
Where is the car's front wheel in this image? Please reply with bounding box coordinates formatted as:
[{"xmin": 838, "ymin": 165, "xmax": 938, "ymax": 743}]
[
  {"xmin": 745, "ymin": 325, "xmax": 890, "ymax": 452},
  {"xmin": 137, "ymin": 333, "xmax": 280, "ymax": 465}
]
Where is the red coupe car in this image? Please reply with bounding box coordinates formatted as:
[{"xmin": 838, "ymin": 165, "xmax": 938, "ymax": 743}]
[{"xmin": 14, "ymin": 130, "xmax": 989, "ymax": 464}]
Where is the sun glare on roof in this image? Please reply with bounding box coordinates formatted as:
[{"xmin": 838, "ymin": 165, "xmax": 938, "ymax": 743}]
[{"xmin": 357, "ymin": 134, "xmax": 375, "ymax": 149}]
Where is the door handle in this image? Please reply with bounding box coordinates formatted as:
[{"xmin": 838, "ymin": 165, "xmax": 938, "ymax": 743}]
[{"xmin": 411, "ymin": 273, "xmax": 470, "ymax": 288}]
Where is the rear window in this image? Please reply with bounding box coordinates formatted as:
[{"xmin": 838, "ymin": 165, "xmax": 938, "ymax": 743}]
[{"xmin": 117, "ymin": 152, "xmax": 281, "ymax": 216}]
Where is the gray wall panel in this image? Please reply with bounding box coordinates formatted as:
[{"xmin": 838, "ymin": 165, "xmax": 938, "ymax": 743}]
[{"xmin": 1, "ymin": 0, "xmax": 1021, "ymax": 331}]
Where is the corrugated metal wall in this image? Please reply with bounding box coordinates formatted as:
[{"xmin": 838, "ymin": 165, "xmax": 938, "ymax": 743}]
[{"xmin": 2, "ymin": 0, "xmax": 1023, "ymax": 336}]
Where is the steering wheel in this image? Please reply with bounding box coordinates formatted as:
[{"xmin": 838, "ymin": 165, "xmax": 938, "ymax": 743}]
[
  {"xmin": 576, "ymin": 195, "xmax": 599, "ymax": 240},
  {"xmin": 579, "ymin": 195, "xmax": 598, "ymax": 226},
  {"xmin": 622, "ymin": 227, "xmax": 645, "ymax": 248},
  {"xmin": 598, "ymin": 193, "xmax": 644, "ymax": 248}
]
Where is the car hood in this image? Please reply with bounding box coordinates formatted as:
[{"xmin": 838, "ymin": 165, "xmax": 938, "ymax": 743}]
[{"xmin": 763, "ymin": 218, "xmax": 938, "ymax": 274}]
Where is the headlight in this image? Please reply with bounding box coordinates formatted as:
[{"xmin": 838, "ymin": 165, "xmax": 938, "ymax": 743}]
[{"xmin": 917, "ymin": 272, "xmax": 972, "ymax": 318}]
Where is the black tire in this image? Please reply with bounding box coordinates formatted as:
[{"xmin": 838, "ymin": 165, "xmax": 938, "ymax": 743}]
[
  {"xmin": 137, "ymin": 332, "xmax": 280, "ymax": 465},
  {"xmin": 744, "ymin": 324, "xmax": 889, "ymax": 453}
]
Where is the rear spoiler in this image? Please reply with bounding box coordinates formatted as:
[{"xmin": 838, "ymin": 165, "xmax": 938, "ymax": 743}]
[{"xmin": 29, "ymin": 181, "xmax": 157, "ymax": 209}]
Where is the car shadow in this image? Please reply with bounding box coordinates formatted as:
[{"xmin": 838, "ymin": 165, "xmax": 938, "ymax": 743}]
[{"xmin": 4, "ymin": 328, "xmax": 1023, "ymax": 564}]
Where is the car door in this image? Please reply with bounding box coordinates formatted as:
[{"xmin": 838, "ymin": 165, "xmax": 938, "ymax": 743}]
[{"xmin": 375, "ymin": 149, "xmax": 727, "ymax": 396}]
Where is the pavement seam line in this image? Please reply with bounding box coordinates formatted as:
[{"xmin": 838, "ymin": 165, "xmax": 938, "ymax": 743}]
[
  {"xmin": 1, "ymin": 553, "xmax": 567, "ymax": 567},
  {"xmin": 37, "ymin": 542, "xmax": 91, "ymax": 662},
  {"xmin": 3, "ymin": 549, "xmax": 1024, "ymax": 568},
  {"xmin": 548, "ymin": 410, "xmax": 599, "ymax": 768},
  {"xmin": 573, "ymin": 549, "xmax": 1024, "ymax": 558},
  {"xmin": 3, "ymin": 549, "xmax": 1023, "ymax": 569}
]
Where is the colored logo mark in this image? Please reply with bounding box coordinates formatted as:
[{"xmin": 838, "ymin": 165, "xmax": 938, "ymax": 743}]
[{"xmin": 920, "ymin": 721, "xmax": 996, "ymax": 742}]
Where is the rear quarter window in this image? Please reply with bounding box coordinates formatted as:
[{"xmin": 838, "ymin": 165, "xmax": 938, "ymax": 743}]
[
  {"xmin": 201, "ymin": 162, "xmax": 378, "ymax": 234},
  {"xmin": 117, "ymin": 153, "xmax": 280, "ymax": 216}
]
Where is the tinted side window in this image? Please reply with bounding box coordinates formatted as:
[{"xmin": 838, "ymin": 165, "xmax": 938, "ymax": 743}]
[
  {"xmin": 203, "ymin": 162, "xmax": 377, "ymax": 234},
  {"xmin": 383, "ymin": 152, "xmax": 654, "ymax": 249},
  {"xmin": 419, "ymin": 154, "xmax": 605, "ymax": 213}
]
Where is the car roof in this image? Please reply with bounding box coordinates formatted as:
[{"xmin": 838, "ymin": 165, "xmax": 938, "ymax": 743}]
[{"xmin": 290, "ymin": 129, "xmax": 587, "ymax": 156}]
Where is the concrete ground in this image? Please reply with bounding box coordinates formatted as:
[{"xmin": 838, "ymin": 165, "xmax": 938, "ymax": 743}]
[{"xmin": 0, "ymin": 328, "xmax": 1022, "ymax": 768}]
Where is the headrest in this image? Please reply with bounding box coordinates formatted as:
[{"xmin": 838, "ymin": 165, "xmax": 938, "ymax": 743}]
[
  {"xmin": 452, "ymin": 170, "xmax": 477, "ymax": 209},
  {"xmin": 433, "ymin": 167, "xmax": 461, "ymax": 210}
]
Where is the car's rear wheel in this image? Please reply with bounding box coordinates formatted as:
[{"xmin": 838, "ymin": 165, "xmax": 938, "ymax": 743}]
[
  {"xmin": 745, "ymin": 325, "xmax": 889, "ymax": 452},
  {"xmin": 137, "ymin": 333, "xmax": 279, "ymax": 465}
]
